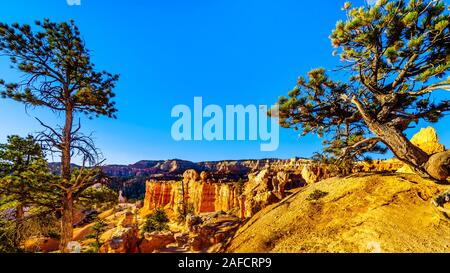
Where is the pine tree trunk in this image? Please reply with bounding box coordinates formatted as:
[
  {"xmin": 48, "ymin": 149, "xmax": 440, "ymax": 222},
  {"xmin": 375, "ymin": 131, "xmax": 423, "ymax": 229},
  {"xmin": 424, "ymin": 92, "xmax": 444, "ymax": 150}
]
[
  {"xmin": 352, "ymin": 97, "xmax": 449, "ymax": 182},
  {"xmin": 16, "ymin": 203, "xmax": 24, "ymax": 219},
  {"xmin": 59, "ymin": 104, "xmax": 74, "ymax": 252},
  {"xmin": 369, "ymin": 122, "xmax": 429, "ymax": 167},
  {"xmin": 59, "ymin": 192, "xmax": 74, "ymax": 252},
  {"xmin": 366, "ymin": 120, "xmax": 449, "ymax": 181}
]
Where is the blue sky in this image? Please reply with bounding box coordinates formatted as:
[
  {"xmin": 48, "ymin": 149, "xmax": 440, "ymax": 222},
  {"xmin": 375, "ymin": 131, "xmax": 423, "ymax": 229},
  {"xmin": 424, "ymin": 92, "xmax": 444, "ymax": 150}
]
[{"xmin": 0, "ymin": 0, "xmax": 449, "ymax": 164}]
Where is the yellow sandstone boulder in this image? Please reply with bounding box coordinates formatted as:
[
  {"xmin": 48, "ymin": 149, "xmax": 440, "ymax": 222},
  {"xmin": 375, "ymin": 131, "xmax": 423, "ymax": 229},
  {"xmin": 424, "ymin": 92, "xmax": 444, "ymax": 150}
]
[
  {"xmin": 397, "ymin": 127, "xmax": 446, "ymax": 174},
  {"xmin": 410, "ymin": 127, "xmax": 445, "ymax": 155}
]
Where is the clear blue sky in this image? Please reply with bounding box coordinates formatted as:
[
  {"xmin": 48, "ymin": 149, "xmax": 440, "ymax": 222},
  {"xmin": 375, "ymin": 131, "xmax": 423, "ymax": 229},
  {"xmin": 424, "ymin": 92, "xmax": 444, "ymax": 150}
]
[{"xmin": 0, "ymin": 0, "xmax": 449, "ymax": 164}]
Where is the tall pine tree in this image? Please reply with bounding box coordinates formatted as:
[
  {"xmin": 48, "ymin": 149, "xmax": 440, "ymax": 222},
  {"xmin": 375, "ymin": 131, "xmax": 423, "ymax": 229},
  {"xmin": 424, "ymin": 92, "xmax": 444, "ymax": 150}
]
[{"xmin": 0, "ymin": 19, "xmax": 119, "ymax": 252}]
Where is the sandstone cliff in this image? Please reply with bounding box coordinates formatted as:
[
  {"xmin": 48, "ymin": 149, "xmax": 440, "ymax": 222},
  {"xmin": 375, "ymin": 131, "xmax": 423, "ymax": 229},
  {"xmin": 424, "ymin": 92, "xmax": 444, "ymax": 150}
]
[
  {"xmin": 142, "ymin": 166, "xmax": 321, "ymax": 219},
  {"xmin": 142, "ymin": 178, "xmax": 241, "ymax": 216}
]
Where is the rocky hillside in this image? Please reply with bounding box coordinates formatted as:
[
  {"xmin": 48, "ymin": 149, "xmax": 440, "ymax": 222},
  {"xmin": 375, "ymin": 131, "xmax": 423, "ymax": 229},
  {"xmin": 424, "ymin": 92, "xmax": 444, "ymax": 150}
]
[{"xmin": 226, "ymin": 173, "xmax": 450, "ymax": 253}]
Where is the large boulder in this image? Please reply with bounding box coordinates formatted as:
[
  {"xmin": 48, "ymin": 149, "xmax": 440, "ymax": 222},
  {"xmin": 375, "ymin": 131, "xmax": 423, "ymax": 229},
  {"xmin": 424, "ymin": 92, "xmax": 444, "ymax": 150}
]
[
  {"xmin": 240, "ymin": 170, "xmax": 276, "ymax": 218},
  {"xmin": 100, "ymin": 211, "xmax": 140, "ymax": 253},
  {"xmin": 301, "ymin": 165, "xmax": 329, "ymax": 184},
  {"xmin": 273, "ymin": 171, "xmax": 306, "ymax": 198},
  {"xmin": 100, "ymin": 226, "xmax": 140, "ymax": 253},
  {"xmin": 139, "ymin": 231, "xmax": 175, "ymax": 253},
  {"xmin": 424, "ymin": 151, "xmax": 450, "ymax": 181},
  {"xmin": 243, "ymin": 192, "xmax": 279, "ymax": 218},
  {"xmin": 239, "ymin": 169, "xmax": 309, "ymax": 218},
  {"xmin": 186, "ymin": 212, "xmax": 241, "ymax": 252},
  {"xmin": 398, "ymin": 127, "xmax": 446, "ymax": 174}
]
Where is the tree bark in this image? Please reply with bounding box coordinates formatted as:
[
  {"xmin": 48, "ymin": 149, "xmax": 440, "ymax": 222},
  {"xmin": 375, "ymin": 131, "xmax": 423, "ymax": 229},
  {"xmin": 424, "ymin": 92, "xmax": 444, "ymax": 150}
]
[
  {"xmin": 59, "ymin": 192, "xmax": 74, "ymax": 252},
  {"xmin": 61, "ymin": 105, "xmax": 73, "ymax": 183},
  {"xmin": 16, "ymin": 203, "xmax": 24, "ymax": 219},
  {"xmin": 59, "ymin": 104, "xmax": 74, "ymax": 252},
  {"xmin": 367, "ymin": 122, "xmax": 428, "ymax": 167},
  {"xmin": 368, "ymin": 121, "xmax": 450, "ymax": 181},
  {"xmin": 351, "ymin": 97, "xmax": 449, "ymax": 182}
]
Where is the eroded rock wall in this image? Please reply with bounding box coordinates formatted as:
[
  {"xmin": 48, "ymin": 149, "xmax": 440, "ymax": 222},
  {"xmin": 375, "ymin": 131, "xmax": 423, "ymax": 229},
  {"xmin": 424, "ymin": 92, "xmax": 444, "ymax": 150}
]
[
  {"xmin": 143, "ymin": 178, "xmax": 242, "ymax": 216},
  {"xmin": 143, "ymin": 167, "xmax": 312, "ymax": 219}
]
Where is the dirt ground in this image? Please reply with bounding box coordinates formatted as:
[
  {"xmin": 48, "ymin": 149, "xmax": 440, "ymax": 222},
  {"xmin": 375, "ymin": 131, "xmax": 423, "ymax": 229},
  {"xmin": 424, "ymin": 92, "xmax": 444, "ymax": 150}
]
[{"xmin": 226, "ymin": 173, "xmax": 450, "ymax": 253}]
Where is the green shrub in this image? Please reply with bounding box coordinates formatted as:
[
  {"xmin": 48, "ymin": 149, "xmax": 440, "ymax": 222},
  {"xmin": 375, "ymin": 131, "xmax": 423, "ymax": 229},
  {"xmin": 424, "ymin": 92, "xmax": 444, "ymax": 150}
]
[
  {"xmin": 0, "ymin": 218, "xmax": 21, "ymax": 253},
  {"xmin": 142, "ymin": 209, "xmax": 169, "ymax": 233},
  {"xmin": 85, "ymin": 218, "xmax": 108, "ymax": 253},
  {"xmin": 307, "ymin": 190, "xmax": 329, "ymax": 201}
]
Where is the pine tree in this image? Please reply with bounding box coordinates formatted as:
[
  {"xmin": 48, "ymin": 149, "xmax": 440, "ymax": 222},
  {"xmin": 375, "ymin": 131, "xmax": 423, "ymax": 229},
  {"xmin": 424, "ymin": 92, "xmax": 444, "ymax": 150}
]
[
  {"xmin": 0, "ymin": 135, "xmax": 59, "ymax": 215},
  {"xmin": 0, "ymin": 135, "xmax": 62, "ymax": 252},
  {"xmin": 85, "ymin": 218, "xmax": 108, "ymax": 253},
  {"xmin": 0, "ymin": 136, "xmax": 117, "ymax": 252},
  {"xmin": 272, "ymin": 0, "xmax": 450, "ymax": 181},
  {"xmin": 0, "ymin": 19, "xmax": 119, "ymax": 251},
  {"xmin": 142, "ymin": 209, "xmax": 169, "ymax": 233}
]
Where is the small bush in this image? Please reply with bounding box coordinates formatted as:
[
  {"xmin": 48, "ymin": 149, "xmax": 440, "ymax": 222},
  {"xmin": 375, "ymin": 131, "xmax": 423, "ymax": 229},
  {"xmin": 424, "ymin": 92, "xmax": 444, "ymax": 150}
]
[
  {"xmin": 85, "ymin": 218, "xmax": 108, "ymax": 253},
  {"xmin": 307, "ymin": 190, "xmax": 329, "ymax": 201},
  {"xmin": 142, "ymin": 209, "xmax": 169, "ymax": 233}
]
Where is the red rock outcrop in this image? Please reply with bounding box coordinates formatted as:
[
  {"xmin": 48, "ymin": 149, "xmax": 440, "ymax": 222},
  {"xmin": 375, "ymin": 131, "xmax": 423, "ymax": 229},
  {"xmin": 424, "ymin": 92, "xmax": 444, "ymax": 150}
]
[
  {"xmin": 239, "ymin": 169, "xmax": 307, "ymax": 218},
  {"xmin": 144, "ymin": 157, "xmax": 415, "ymax": 220},
  {"xmin": 143, "ymin": 177, "xmax": 241, "ymax": 216},
  {"xmin": 144, "ymin": 153, "xmax": 418, "ymax": 220},
  {"xmin": 185, "ymin": 212, "xmax": 241, "ymax": 252},
  {"xmin": 100, "ymin": 211, "xmax": 140, "ymax": 253},
  {"xmin": 143, "ymin": 168, "xmax": 309, "ymax": 219},
  {"xmin": 198, "ymin": 183, "xmax": 216, "ymax": 213},
  {"xmin": 144, "ymin": 182, "xmax": 177, "ymax": 211}
]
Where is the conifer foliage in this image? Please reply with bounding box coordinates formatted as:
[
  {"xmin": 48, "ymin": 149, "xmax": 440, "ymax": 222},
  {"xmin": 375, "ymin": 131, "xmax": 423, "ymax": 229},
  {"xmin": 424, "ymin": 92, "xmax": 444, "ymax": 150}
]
[{"xmin": 273, "ymin": 0, "xmax": 450, "ymax": 181}]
